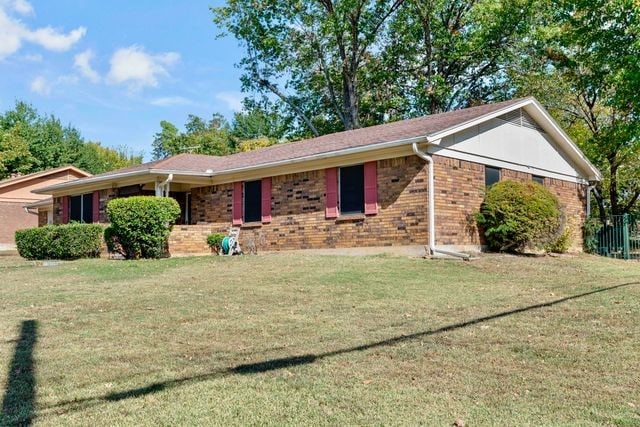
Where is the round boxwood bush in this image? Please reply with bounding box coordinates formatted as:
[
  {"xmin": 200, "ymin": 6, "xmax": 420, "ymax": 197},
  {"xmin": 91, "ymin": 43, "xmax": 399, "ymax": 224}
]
[
  {"xmin": 15, "ymin": 223, "xmax": 103, "ymax": 260},
  {"xmin": 475, "ymin": 180, "xmax": 562, "ymax": 252},
  {"xmin": 105, "ymin": 196, "xmax": 181, "ymax": 259}
]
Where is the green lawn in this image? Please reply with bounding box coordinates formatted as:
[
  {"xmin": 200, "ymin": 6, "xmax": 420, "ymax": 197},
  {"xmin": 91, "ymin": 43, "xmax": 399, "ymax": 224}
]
[{"xmin": 0, "ymin": 253, "xmax": 639, "ymax": 426}]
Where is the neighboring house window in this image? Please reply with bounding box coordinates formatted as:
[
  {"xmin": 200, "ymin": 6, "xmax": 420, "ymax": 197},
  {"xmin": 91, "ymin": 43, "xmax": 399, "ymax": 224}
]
[
  {"xmin": 532, "ymin": 175, "xmax": 545, "ymax": 185},
  {"xmin": 243, "ymin": 180, "xmax": 262, "ymax": 223},
  {"xmin": 69, "ymin": 193, "xmax": 93, "ymax": 223},
  {"xmin": 339, "ymin": 164, "xmax": 365, "ymax": 214},
  {"xmin": 485, "ymin": 166, "xmax": 501, "ymax": 187}
]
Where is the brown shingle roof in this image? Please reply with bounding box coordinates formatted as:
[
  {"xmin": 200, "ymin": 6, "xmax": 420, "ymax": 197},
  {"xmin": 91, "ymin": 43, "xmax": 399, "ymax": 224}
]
[
  {"xmin": 85, "ymin": 97, "xmax": 531, "ymax": 178},
  {"xmin": 0, "ymin": 165, "xmax": 90, "ymax": 189}
]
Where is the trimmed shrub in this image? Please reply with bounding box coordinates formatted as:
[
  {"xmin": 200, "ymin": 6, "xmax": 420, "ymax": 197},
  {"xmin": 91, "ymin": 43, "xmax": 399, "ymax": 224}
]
[
  {"xmin": 545, "ymin": 225, "xmax": 572, "ymax": 254},
  {"xmin": 475, "ymin": 180, "xmax": 562, "ymax": 252},
  {"xmin": 206, "ymin": 233, "xmax": 225, "ymax": 254},
  {"xmin": 15, "ymin": 223, "xmax": 103, "ymax": 260},
  {"xmin": 106, "ymin": 196, "xmax": 181, "ymax": 259}
]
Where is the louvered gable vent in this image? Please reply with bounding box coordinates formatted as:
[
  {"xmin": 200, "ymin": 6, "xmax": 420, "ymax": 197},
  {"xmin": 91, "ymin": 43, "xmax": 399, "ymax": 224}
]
[{"xmin": 497, "ymin": 108, "xmax": 545, "ymax": 133}]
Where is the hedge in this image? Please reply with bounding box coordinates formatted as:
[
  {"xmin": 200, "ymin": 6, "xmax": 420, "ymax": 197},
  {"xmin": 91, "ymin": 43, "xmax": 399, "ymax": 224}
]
[
  {"xmin": 105, "ymin": 196, "xmax": 181, "ymax": 259},
  {"xmin": 475, "ymin": 180, "xmax": 562, "ymax": 252},
  {"xmin": 15, "ymin": 223, "xmax": 103, "ymax": 260}
]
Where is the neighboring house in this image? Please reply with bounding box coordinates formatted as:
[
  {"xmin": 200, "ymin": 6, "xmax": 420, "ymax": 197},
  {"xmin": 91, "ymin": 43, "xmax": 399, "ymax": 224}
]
[
  {"xmin": 34, "ymin": 97, "xmax": 601, "ymax": 255},
  {"xmin": 0, "ymin": 166, "xmax": 91, "ymax": 249}
]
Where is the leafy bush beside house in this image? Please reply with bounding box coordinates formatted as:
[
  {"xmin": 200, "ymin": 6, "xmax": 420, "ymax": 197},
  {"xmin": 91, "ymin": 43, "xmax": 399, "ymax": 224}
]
[
  {"xmin": 15, "ymin": 224, "xmax": 103, "ymax": 260},
  {"xmin": 206, "ymin": 233, "xmax": 225, "ymax": 255},
  {"xmin": 105, "ymin": 196, "xmax": 181, "ymax": 259},
  {"xmin": 475, "ymin": 180, "xmax": 563, "ymax": 253}
]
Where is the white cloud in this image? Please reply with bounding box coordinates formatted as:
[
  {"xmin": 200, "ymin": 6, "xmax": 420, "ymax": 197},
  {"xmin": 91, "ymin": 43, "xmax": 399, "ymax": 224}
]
[
  {"xmin": 30, "ymin": 75, "xmax": 50, "ymax": 95},
  {"xmin": 74, "ymin": 49, "xmax": 100, "ymax": 83},
  {"xmin": 4, "ymin": 0, "xmax": 33, "ymax": 15},
  {"xmin": 149, "ymin": 96, "xmax": 193, "ymax": 107},
  {"xmin": 0, "ymin": 2, "xmax": 85, "ymax": 60},
  {"xmin": 23, "ymin": 26, "xmax": 86, "ymax": 52},
  {"xmin": 107, "ymin": 45, "xmax": 180, "ymax": 91},
  {"xmin": 215, "ymin": 91, "xmax": 244, "ymax": 112}
]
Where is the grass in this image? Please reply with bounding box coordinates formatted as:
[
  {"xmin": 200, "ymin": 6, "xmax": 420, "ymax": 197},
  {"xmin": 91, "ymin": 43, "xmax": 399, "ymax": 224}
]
[{"xmin": 0, "ymin": 252, "xmax": 639, "ymax": 426}]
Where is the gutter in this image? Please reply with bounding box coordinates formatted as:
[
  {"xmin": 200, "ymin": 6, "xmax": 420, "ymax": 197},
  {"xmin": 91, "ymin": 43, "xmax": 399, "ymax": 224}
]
[
  {"xmin": 34, "ymin": 135, "xmax": 429, "ymax": 194},
  {"xmin": 412, "ymin": 142, "xmax": 471, "ymax": 261}
]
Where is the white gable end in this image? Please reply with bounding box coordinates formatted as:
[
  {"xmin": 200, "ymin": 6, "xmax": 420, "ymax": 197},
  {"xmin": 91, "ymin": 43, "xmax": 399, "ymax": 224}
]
[{"xmin": 430, "ymin": 109, "xmax": 589, "ymax": 183}]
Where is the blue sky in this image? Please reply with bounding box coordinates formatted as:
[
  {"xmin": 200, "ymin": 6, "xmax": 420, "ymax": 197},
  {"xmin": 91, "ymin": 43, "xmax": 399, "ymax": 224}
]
[{"xmin": 0, "ymin": 0, "xmax": 245, "ymax": 159}]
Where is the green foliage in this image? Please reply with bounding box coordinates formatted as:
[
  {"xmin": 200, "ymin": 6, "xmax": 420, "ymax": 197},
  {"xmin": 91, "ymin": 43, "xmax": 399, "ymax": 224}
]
[
  {"xmin": 0, "ymin": 126, "xmax": 35, "ymax": 179},
  {"xmin": 0, "ymin": 101, "xmax": 142, "ymax": 177},
  {"xmin": 212, "ymin": 0, "xmax": 537, "ymax": 137},
  {"xmin": 15, "ymin": 224, "xmax": 103, "ymax": 260},
  {"xmin": 475, "ymin": 181, "xmax": 562, "ymax": 252},
  {"xmin": 544, "ymin": 225, "xmax": 572, "ymax": 254},
  {"xmin": 152, "ymin": 114, "xmax": 233, "ymax": 159},
  {"xmin": 583, "ymin": 217, "xmax": 603, "ymax": 254},
  {"xmin": 106, "ymin": 196, "xmax": 181, "ymax": 259},
  {"xmin": 77, "ymin": 142, "xmax": 143, "ymax": 175},
  {"xmin": 510, "ymin": 0, "xmax": 640, "ymax": 218},
  {"xmin": 206, "ymin": 233, "xmax": 226, "ymax": 254}
]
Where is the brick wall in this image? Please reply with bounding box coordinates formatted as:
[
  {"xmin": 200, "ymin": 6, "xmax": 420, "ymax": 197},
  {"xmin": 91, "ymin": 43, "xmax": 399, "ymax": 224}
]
[
  {"xmin": 187, "ymin": 155, "xmax": 429, "ymax": 254},
  {"xmin": 432, "ymin": 156, "xmax": 586, "ymax": 251},
  {"xmin": 546, "ymin": 177, "xmax": 587, "ymax": 250},
  {"xmin": 0, "ymin": 202, "xmax": 38, "ymax": 245},
  {"xmin": 49, "ymin": 154, "xmax": 588, "ymax": 255},
  {"xmin": 433, "ymin": 156, "xmax": 485, "ymax": 246},
  {"xmin": 38, "ymin": 211, "xmax": 48, "ymax": 226},
  {"xmin": 168, "ymin": 225, "xmax": 213, "ymax": 255}
]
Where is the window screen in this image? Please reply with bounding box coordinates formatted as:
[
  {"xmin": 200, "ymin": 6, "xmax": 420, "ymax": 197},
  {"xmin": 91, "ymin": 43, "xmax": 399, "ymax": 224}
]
[
  {"xmin": 243, "ymin": 180, "xmax": 262, "ymax": 223},
  {"xmin": 69, "ymin": 193, "xmax": 93, "ymax": 223},
  {"xmin": 82, "ymin": 194, "xmax": 93, "ymax": 223},
  {"xmin": 532, "ymin": 175, "xmax": 545, "ymax": 185},
  {"xmin": 485, "ymin": 166, "xmax": 501, "ymax": 187},
  {"xmin": 339, "ymin": 164, "xmax": 364, "ymax": 214}
]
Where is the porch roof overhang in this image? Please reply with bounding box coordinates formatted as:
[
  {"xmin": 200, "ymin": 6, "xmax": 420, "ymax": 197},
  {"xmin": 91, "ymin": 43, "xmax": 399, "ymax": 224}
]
[
  {"xmin": 32, "ymin": 169, "xmax": 217, "ymax": 196},
  {"xmin": 33, "ymin": 97, "xmax": 602, "ymax": 198}
]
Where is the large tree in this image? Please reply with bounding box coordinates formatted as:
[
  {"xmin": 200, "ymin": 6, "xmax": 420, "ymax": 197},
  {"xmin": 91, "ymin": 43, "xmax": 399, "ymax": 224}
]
[
  {"xmin": 212, "ymin": 0, "xmax": 539, "ymax": 136},
  {"xmin": 152, "ymin": 114, "xmax": 233, "ymax": 160},
  {"xmin": 510, "ymin": 0, "xmax": 640, "ymax": 220},
  {"xmin": 0, "ymin": 101, "xmax": 142, "ymax": 178}
]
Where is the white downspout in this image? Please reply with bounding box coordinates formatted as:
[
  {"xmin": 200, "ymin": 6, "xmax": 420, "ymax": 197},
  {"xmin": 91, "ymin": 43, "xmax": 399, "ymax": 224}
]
[
  {"xmin": 156, "ymin": 174, "xmax": 173, "ymax": 197},
  {"xmin": 412, "ymin": 142, "xmax": 470, "ymax": 260}
]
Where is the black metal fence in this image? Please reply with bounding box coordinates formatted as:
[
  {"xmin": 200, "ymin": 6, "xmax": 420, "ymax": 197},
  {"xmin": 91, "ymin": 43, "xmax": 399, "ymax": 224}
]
[{"xmin": 596, "ymin": 214, "xmax": 640, "ymax": 260}]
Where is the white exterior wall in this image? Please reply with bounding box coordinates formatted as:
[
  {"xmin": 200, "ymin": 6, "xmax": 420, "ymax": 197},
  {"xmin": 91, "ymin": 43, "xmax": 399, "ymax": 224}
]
[{"xmin": 430, "ymin": 117, "xmax": 588, "ymax": 183}]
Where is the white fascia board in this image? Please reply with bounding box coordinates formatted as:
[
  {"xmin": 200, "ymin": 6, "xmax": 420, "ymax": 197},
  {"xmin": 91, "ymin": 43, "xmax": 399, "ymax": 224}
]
[
  {"xmin": 431, "ymin": 147, "xmax": 588, "ymax": 184},
  {"xmin": 207, "ymin": 135, "xmax": 430, "ymax": 178},
  {"xmin": 32, "ymin": 169, "xmax": 212, "ymax": 194},
  {"xmin": 426, "ymin": 98, "xmax": 602, "ymax": 182},
  {"xmin": 523, "ymin": 100, "xmax": 602, "ymax": 181},
  {"xmin": 33, "ymin": 136, "xmax": 429, "ymax": 194}
]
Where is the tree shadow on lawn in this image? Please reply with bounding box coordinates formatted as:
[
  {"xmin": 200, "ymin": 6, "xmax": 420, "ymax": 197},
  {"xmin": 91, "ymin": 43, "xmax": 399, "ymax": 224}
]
[
  {"xmin": 1, "ymin": 320, "xmax": 38, "ymax": 426},
  {"xmin": 44, "ymin": 281, "xmax": 638, "ymax": 416}
]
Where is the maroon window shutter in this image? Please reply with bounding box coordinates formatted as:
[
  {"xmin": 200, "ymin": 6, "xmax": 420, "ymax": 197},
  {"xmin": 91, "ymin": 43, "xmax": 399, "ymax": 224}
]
[
  {"xmin": 261, "ymin": 177, "xmax": 272, "ymax": 223},
  {"xmin": 92, "ymin": 191, "xmax": 100, "ymax": 223},
  {"xmin": 325, "ymin": 167, "xmax": 338, "ymax": 219},
  {"xmin": 62, "ymin": 196, "xmax": 70, "ymax": 224},
  {"xmin": 364, "ymin": 161, "xmax": 378, "ymax": 215},
  {"xmin": 232, "ymin": 182, "xmax": 243, "ymax": 225}
]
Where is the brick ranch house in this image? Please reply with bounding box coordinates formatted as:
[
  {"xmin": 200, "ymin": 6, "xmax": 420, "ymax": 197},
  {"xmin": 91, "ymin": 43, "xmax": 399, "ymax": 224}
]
[
  {"xmin": 34, "ymin": 97, "xmax": 601, "ymax": 256},
  {"xmin": 0, "ymin": 166, "xmax": 90, "ymax": 250}
]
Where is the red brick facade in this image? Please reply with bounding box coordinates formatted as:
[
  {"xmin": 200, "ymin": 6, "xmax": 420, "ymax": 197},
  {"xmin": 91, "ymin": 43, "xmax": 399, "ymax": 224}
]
[
  {"xmin": 170, "ymin": 154, "xmax": 587, "ymax": 254},
  {"xmin": 0, "ymin": 202, "xmax": 38, "ymax": 246},
  {"xmin": 47, "ymin": 154, "xmax": 587, "ymax": 255},
  {"xmin": 185, "ymin": 155, "xmax": 429, "ymax": 253}
]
